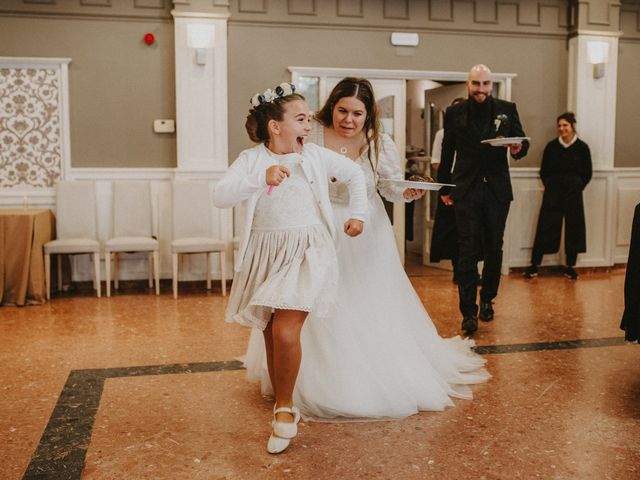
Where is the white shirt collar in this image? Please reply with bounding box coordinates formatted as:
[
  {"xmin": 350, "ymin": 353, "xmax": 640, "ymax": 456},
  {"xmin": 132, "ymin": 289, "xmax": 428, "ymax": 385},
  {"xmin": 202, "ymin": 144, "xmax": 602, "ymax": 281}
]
[{"xmin": 558, "ymin": 134, "xmax": 578, "ymax": 148}]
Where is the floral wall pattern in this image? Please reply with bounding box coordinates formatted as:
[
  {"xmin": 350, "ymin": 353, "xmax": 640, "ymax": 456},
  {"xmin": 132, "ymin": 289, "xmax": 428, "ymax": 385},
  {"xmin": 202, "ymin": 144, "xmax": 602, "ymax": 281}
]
[{"xmin": 0, "ymin": 67, "xmax": 62, "ymax": 188}]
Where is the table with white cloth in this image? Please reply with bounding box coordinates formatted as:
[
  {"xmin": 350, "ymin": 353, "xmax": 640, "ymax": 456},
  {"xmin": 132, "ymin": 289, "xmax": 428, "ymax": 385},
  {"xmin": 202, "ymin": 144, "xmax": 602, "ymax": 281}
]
[{"xmin": 0, "ymin": 208, "xmax": 54, "ymax": 306}]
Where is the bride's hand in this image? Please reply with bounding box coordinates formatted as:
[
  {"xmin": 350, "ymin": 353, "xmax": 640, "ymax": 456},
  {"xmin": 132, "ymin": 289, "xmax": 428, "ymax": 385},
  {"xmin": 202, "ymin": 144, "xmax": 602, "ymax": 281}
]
[
  {"xmin": 344, "ymin": 219, "xmax": 364, "ymax": 237},
  {"xmin": 403, "ymin": 188, "xmax": 425, "ymax": 201}
]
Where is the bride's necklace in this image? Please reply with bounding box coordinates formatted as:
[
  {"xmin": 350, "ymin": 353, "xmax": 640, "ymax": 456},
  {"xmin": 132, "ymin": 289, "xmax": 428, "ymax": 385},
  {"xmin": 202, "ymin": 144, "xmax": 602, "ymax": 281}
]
[{"xmin": 330, "ymin": 134, "xmax": 365, "ymax": 159}]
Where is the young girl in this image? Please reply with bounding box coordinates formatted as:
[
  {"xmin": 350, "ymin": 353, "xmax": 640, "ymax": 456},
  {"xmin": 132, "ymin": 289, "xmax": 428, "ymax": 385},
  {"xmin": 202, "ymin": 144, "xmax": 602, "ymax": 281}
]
[{"xmin": 213, "ymin": 83, "xmax": 367, "ymax": 454}]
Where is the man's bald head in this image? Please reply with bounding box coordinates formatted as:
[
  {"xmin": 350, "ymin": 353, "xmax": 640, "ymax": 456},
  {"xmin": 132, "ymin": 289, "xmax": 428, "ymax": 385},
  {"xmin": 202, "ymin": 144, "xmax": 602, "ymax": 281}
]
[{"xmin": 467, "ymin": 64, "xmax": 493, "ymax": 104}]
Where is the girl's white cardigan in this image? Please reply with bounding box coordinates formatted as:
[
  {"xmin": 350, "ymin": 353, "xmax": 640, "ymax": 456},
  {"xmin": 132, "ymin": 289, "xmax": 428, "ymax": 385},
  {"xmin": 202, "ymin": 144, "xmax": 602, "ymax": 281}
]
[{"xmin": 214, "ymin": 143, "xmax": 368, "ymax": 272}]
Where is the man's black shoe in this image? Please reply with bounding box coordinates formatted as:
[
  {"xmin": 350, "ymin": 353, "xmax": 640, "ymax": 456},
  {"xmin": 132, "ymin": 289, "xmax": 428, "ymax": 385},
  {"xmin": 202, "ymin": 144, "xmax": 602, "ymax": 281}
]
[
  {"xmin": 523, "ymin": 265, "xmax": 538, "ymax": 279},
  {"xmin": 564, "ymin": 266, "xmax": 578, "ymax": 280},
  {"xmin": 479, "ymin": 301, "xmax": 494, "ymax": 321},
  {"xmin": 461, "ymin": 315, "xmax": 478, "ymax": 334}
]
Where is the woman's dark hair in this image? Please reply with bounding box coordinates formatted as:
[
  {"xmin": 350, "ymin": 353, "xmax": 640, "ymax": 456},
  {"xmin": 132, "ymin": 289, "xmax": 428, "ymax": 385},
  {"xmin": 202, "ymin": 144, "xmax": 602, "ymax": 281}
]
[
  {"xmin": 245, "ymin": 93, "xmax": 306, "ymax": 143},
  {"xmin": 314, "ymin": 77, "xmax": 381, "ymax": 170},
  {"xmin": 557, "ymin": 111, "xmax": 577, "ymax": 131}
]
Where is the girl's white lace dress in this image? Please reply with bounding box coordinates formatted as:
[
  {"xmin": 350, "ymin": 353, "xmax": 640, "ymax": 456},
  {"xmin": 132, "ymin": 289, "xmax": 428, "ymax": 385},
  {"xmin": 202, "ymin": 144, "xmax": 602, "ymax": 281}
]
[
  {"xmin": 244, "ymin": 125, "xmax": 490, "ymax": 420},
  {"xmin": 226, "ymin": 152, "xmax": 338, "ymax": 330}
]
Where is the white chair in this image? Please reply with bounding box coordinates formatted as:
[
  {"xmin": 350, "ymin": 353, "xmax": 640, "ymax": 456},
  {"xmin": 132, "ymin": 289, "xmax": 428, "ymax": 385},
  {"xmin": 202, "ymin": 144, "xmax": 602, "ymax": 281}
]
[
  {"xmin": 44, "ymin": 181, "xmax": 101, "ymax": 299},
  {"xmin": 104, "ymin": 181, "xmax": 159, "ymax": 297},
  {"xmin": 171, "ymin": 181, "xmax": 226, "ymax": 298}
]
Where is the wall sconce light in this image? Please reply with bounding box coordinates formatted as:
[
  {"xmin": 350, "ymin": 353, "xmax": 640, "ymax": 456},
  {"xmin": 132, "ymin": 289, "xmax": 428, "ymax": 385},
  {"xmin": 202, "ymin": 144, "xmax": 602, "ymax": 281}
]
[
  {"xmin": 390, "ymin": 32, "xmax": 419, "ymax": 47},
  {"xmin": 187, "ymin": 24, "xmax": 215, "ymax": 66},
  {"xmin": 587, "ymin": 40, "xmax": 608, "ymax": 79}
]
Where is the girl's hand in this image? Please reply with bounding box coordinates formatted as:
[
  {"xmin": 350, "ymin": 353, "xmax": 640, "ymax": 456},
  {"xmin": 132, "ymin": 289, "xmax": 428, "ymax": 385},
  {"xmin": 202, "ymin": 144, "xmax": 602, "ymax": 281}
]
[
  {"xmin": 403, "ymin": 188, "xmax": 425, "ymax": 201},
  {"xmin": 266, "ymin": 165, "xmax": 290, "ymax": 186},
  {"xmin": 344, "ymin": 219, "xmax": 364, "ymax": 237}
]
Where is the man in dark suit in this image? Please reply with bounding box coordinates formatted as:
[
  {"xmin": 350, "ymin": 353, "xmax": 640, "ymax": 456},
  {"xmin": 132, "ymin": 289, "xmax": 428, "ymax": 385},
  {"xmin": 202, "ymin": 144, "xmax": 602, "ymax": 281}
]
[{"xmin": 438, "ymin": 64, "xmax": 529, "ymax": 334}]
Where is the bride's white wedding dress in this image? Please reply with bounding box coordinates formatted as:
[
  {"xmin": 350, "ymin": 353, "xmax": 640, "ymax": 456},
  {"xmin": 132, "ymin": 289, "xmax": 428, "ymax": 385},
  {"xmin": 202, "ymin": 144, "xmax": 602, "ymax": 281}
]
[{"xmin": 244, "ymin": 124, "xmax": 490, "ymax": 420}]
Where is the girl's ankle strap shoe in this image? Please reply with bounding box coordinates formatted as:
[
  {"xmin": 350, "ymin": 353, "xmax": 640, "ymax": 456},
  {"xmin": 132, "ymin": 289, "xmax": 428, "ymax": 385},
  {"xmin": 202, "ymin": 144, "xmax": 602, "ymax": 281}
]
[{"xmin": 272, "ymin": 406, "xmax": 300, "ymax": 439}]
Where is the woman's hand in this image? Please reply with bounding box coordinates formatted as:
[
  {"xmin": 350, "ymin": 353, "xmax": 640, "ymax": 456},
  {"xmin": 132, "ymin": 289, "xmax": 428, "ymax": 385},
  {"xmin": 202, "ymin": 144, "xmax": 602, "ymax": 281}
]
[
  {"xmin": 344, "ymin": 219, "xmax": 364, "ymax": 237},
  {"xmin": 403, "ymin": 188, "xmax": 425, "ymax": 201},
  {"xmin": 266, "ymin": 165, "xmax": 290, "ymax": 186}
]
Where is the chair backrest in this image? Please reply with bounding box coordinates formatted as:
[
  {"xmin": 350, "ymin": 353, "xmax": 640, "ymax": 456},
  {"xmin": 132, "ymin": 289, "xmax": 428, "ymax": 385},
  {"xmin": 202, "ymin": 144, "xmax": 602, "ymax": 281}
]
[
  {"xmin": 112, "ymin": 181, "xmax": 153, "ymax": 237},
  {"xmin": 172, "ymin": 181, "xmax": 212, "ymax": 239},
  {"xmin": 55, "ymin": 180, "xmax": 98, "ymax": 240}
]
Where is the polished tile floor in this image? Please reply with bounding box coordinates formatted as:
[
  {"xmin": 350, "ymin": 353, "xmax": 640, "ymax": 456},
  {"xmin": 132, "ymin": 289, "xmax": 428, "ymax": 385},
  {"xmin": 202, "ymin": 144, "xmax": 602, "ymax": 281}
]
[{"xmin": 1, "ymin": 263, "xmax": 638, "ymax": 479}]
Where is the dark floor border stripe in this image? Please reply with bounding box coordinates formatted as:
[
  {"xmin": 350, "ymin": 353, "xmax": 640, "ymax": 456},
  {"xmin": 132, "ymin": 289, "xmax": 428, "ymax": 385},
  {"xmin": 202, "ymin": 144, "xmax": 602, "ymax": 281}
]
[
  {"xmin": 23, "ymin": 339, "xmax": 629, "ymax": 479},
  {"xmin": 22, "ymin": 360, "xmax": 244, "ymax": 480},
  {"xmin": 473, "ymin": 336, "xmax": 627, "ymax": 355}
]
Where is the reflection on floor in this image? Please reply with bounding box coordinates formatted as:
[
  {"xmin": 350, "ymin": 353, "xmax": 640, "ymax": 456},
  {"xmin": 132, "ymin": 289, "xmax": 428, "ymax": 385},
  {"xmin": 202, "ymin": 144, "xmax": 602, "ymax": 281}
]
[{"xmin": 1, "ymin": 265, "xmax": 638, "ymax": 479}]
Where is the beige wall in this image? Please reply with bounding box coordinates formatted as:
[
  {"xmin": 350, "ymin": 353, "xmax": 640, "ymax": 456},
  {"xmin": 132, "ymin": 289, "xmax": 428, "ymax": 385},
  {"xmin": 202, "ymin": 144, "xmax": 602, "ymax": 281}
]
[
  {"xmin": 615, "ymin": 41, "xmax": 640, "ymax": 168},
  {"xmin": 0, "ymin": 9, "xmax": 176, "ymax": 168},
  {"xmin": 228, "ymin": 23, "xmax": 568, "ymax": 167},
  {"xmin": 2, "ymin": 0, "xmax": 638, "ymax": 171},
  {"xmin": 616, "ymin": 1, "xmax": 640, "ymax": 168}
]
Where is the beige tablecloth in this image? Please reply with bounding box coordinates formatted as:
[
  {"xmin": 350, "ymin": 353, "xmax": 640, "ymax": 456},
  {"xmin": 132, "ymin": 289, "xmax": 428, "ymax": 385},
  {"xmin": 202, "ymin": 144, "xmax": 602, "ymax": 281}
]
[{"xmin": 0, "ymin": 208, "xmax": 54, "ymax": 306}]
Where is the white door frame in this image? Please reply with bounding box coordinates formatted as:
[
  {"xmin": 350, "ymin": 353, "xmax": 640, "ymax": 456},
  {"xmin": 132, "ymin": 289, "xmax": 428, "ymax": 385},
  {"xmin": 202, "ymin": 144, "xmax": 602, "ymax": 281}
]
[{"xmin": 289, "ymin": 67, "xmax": 517, "ymax": 268}]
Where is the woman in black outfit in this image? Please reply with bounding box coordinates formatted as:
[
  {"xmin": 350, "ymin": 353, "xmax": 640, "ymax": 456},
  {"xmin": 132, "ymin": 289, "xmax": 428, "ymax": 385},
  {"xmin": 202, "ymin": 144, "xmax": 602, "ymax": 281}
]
[{"xmin": 524, "ymin": 112, "xmax": 592, "ymax": 280}]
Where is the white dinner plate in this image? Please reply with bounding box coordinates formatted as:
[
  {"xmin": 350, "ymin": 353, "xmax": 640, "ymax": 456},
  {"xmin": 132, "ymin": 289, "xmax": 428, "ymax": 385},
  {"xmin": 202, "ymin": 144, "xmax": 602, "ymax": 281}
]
[
  {"xmin": 481, "ymin": 136, "xmax": 530, "ymax": 147},
  {"xmin": 381, "ymin": 179, "xmax": 455, "ymax": 191}
]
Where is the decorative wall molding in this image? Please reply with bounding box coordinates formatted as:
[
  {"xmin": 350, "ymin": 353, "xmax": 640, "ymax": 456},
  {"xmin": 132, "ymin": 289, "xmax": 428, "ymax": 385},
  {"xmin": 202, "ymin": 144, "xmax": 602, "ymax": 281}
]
[
  {"xmin": 288, "ymin": 0, "xmax": 316, "ymax": 16},
  {"xmin": 383, "ymin": 0, "xmax": 409, "ymax": 20},
  {"xmin": 0, "ymin": 168, "xmax": 234, "ymax": 282},
  {"xmin": 337, "ymin": 0, "xmax": 363, "ymax": 18},
  {"xmin": 0, "ymin": 57, "xmax": 71, "ymax": 194},
  {"xmin": 237, "ymin": 0, "xmax": 267, "ymax": 14},
  {"xmin": 1, "ymin": 167, "xmax": 636, "ymax": 277},
  {"xmin": 229, "ymin": 0, "xmax": 569, "ymax": 37},
  {"xmin": 620, "ymin": 1, "xmax": 640, "ymax": 40},
  {"xmin": 0, "ymin": 0, "xmax": 173, "ymax": 19},
  {"xmin": 134, "ymin": 0, "xmax": 166, "ymax": 8},
  {"xmin": 582, "ymin": 0, "xmax": 621, "ymax": 27},
  {"xmin": 509, "ymin": 167, "xmax": 640, "ymax": 268}
]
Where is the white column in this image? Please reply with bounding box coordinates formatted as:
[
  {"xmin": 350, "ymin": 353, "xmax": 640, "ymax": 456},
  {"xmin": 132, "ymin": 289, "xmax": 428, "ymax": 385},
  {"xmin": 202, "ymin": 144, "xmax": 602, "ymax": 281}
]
[
  {"xmin": 567, "ymin": 32, "xmax": 620, "ymax": 169},
  {"xmin": 171, "ymin": 11, "xmax": 229, "ymax": 172}
]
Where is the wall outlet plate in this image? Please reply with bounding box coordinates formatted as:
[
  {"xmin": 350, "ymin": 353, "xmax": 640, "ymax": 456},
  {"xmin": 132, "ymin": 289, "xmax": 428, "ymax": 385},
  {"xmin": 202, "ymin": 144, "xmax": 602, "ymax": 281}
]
[{"xmin": 153, "ymin": 119, "xmax": 175, "ymax": 133}]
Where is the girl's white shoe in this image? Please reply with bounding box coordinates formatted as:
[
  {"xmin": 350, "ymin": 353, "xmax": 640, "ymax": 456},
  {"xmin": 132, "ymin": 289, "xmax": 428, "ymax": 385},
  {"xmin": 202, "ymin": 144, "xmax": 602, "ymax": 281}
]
[
  {"xmin": 267, "ymin": 433, "xmax": 290, "ymax": 454},
  {"xmin": 266, "ymin": 406, "xmax": 301, "ymax": 454},
  {"xmin": 272, "ymin": 406, "xmax": 301, "ymax": 439}
]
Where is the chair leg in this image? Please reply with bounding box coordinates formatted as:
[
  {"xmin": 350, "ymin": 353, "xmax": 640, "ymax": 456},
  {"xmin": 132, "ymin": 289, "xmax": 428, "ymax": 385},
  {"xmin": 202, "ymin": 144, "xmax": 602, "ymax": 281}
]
[
  {"xmin": 57, "ymin": 256, "xmax": 63, "ymax": 292},
  {"xmin": 153, "ymin": 250, "xmax": 160, "ymax": 295},
  {"xmin": 148, "ymin": 252, "xmax": 153, "ymax": 288},
  {"xmin": 219, "ymin": 251, "xmax": 226, "ymax": 297},
  {"xmin": 206, "ymin": 252, "xmax": 212, "ymax": 290},
  {"xmin": 114, "ymin": 253, "xmax": 119, "ymax": 290},
  {"xmin": 105, "ymin": 252, "xmax": 111, "ymax": 297},
  {"xmin": 93, "ymin": 252, "xmax": 101, "ymax": 298},
  {"xmin": 172, "ymin": 252, "xmax": 178, "ymax": 299},
  {"xmin": 45, "ymin": 253, "xmax": 51, "ymax": 300}
]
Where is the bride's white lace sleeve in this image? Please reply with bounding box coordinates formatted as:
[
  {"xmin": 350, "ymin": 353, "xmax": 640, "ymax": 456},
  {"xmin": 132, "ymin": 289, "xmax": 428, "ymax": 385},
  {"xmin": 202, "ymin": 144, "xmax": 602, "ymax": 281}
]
[{"xmin": 376, "ymin": 134, "xmax": 409, "ymax": 203}]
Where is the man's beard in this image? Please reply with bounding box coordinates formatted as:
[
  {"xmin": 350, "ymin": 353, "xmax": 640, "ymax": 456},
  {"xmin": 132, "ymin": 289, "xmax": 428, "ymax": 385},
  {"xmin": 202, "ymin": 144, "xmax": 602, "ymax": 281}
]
[{"xmin": 470, "ymin": 92, "xmax": 489, "ymax": 103}]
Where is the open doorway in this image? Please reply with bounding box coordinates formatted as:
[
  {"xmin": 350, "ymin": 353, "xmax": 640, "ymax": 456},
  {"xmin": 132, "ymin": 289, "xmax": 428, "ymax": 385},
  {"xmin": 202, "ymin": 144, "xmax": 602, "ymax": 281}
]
[{"xmin": 405, "ymin": 81, "xmax": 467, "ymax": 269}]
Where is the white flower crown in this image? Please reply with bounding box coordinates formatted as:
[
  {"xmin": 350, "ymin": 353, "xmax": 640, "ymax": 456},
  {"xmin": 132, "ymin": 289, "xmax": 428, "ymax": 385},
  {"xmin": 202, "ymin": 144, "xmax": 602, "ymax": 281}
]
[{"xmin": 250, "ymin": 82, "xmax": 297, "ymax": 108}]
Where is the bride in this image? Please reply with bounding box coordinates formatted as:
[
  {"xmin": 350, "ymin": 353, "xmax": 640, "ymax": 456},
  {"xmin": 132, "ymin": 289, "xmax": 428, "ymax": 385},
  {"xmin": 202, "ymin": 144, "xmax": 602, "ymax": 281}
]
[{"xmin": 244, "ymin": 77, "xmax": 489, "ymax": 420}]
